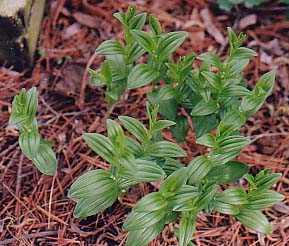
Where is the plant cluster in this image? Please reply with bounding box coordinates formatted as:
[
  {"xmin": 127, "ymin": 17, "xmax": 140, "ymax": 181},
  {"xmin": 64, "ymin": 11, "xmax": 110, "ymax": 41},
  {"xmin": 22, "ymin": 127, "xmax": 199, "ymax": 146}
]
[
  {"xmin": 217, "ymin": 0, "xmax": 262, "ymax": 11},
  {"xmin": 68, "ymin": 102, "xmax": 283, "ymax": 246},
  {"xmin": 9, "ymin": 88, "xmax": 57, "ymax": 175},
  {"xmin": 88, "ymin": 7, "xmax": 275, "ymax": 142},
  {"xmin": 9, "ymin": 7, "xmax": 284, "ymax": 246},
  {"xmin": 217, "ymin": 0, "xmax": 289, "ymax": 11}
]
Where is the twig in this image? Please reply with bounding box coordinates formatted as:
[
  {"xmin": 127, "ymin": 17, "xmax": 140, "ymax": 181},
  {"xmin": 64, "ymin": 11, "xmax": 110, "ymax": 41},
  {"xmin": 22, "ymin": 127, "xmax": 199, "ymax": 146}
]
[
  {"xmin": 0, "ymin": 231, "xmax": 58, "ymax": 245},
  {"xmin": 16, "ymin": 154, "xmax": 24, "ymax": 197},
  {"xmin": 250, "ymin": 132, "xmax": 289, "ymax": 144},
  {"xmin": 48, "ymin": 174, "xmax": 57, "ymax": 229},
  {"xmin": 37, "ymin": 206, "xmax": 68, "ymax": 226},
  {"xmin": 77, "ymin": 53, "xmax": 97, "ymax": 110},
  {"xmin": 2, "ymin": 183, "xmax": 29, "ymax": 211}
]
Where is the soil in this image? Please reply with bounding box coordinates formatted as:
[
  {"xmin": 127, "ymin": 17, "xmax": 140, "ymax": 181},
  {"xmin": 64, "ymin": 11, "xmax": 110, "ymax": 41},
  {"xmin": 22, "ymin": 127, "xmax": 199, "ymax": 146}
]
[{"xmin": 0, "ymin": 0, "xmax": 289, "ymax": 245}]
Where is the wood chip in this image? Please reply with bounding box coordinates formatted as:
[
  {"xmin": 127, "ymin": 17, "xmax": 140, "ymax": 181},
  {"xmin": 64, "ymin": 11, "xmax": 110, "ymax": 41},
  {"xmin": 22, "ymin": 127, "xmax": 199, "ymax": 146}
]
[
  {"xmin": 200, "ymin": 8, "xmax": 225, "ymax": 45},
  {"xmin": 72, "ymin": 12, "xmax": 101, "ymax": 29},
  {"xmin": 239, "ymin": 14, "xmax": 257, "ymax": 29}
]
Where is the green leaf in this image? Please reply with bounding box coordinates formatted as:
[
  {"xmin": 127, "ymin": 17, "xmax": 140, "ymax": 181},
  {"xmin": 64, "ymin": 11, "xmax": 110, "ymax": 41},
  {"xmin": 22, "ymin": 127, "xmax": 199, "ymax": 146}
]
[
  {"xmin": 205, "ymin": 161, "xmax": 249, "ymax": 185},
  {"xmin": 101, "ymin": 60, "xmax": 112, "ymax": 83},
  {"xmin": 107, "ymin": 119, "xmax": 124, "ymax": 139},
  {"xmin": 126, "ymin": 41, "xmax": 145, "ymax": 64},
  {"xmin": 227, "ymin": 27, "xmax": 238, "ymax": 48},
  {"xmin": 125, "ymin": 220, "xmax": 165, "ymax": 246},
  {"xmin": 173, "ymin": 184, "xmax": 216, "ymax": 212},
  {"xmin": 127, "ymin": 64, "xmax": 160, "ymax": 89},
  {"xmin": 68, "ymin": 170, "xmax": 119, "ymax": 218},
  {"xmin": 191, "ymin": 99, "xmax": 218, "ymax": 116},
  {"xmin": 170, "ymin": 116, "xmax": 189, "ymax": 143},
  {"xmin": 11, "ymin": 88, "xmax": 27, "ymax": 118},
  {"xmin": 147, "ymin": 141, "xmax": 187, "ymax": 158},
  {"xmin": 216, "ymin": 135, "xmax": 250, "ymax": 153},
  {"xmin": 255, "ymin": 172, "xmax": 282, "ymax": 191},
  {"xmin": 157, "ymin": 85, "xmax": 177, "ymax": 101},
  {"xmin": 119, "ymin": 116, "xmax": 148, "ymax": 143},
  {"xmin": 32, "ymin": 143, "xmax": 57, "ymax": 175},
  {"xmin": 196, "ymin": 133, "xmax": 216, "ymax": 147},
  {"xmin": 162, "ymin": 158, "xmax": 183, "ymax": 175},
  {"xmin": 216, "ymin": 187, "xmax": 248, "ymax": 205},
  {"xmin": 107, "ymin": 54, "xmax": 128, "ymax": 81},
  {"xmin": 9, "ymin": 88, "xmax": 38, "ymax": 125},
  {"xmin": 68, "ymin": 169, "xmax": 115, "ymax": 199},
  {"xmin": 169, "ymin": 185, "xmax": 200, "ymax": 207},
  {"xmin": 187, "ymin": 155, "xmax": 212, "ymax": 184},
  {"xmin": 216, "ymin": 123, "xmax": 235, "ymax": 139},
  {"xmin": 158, "ymin": 99, "xmax": 178, "ymax": 120},
  {"xmin": 125, "ymin": 136, "xmax": 144, "ymax": 156},
  {"xmin": 83, "ymin": 133, "xmax": 115, "ymax": 163},
  {"xmin": 220, "ymin": 85, "xmax": 251, "ymax": 97},
  {"xmin": 218, "ymin": 0, "xmax": 233, "ymax": 11},
  {"xmin": 73, "ymin": 192, "xmax": 118, "ymax": 218},
  {"xmin": 160, "ymin": 168, "xmax": 187, "ymax": 197},
  {"xmin": 194, "ymin": 184, "xmax": 218, "ymax": 212},
  {"xmin": 129, "ymin": 13, "xmax": 147, "ymax": 30},
  {"xmin": 231, "ymin": 47, "xmax": 257, "ymax": 60},
  {"xmin": 179, "ymin": 53, "xmax": 195, "ymax": 83},
  {"xmin": 178, "ymin": 212, "xmax": 196, "ymax": 246},
  {"xmin": 106, "ymin": 120, "xmax": 126, "ymax": 153},
  {"xmin": 149, "ymin": 14, "xmax": 162, "ymax": 35},
  {"xmin": 19, "ymin": 131, "xmax": 40, "ymax": 160},
  {"xmin": 254, "ymin": 70, "xmax": 275, "ymax": 97},
  {"xmin": 229, "ymin": 59, "xmax": 249, "ymax": 75},
  {"xmin": 126, "ymin": 6, "xmax": 137, "ymax": 21},
  {"xmin": 198, "ymin": 52, "xmax": 223, "ymax": 69},
  {"xmin": 9, "ymin": 113, "xmax": 28, "ymax": 125},
  {"xmin": 220, "ymin": 110, "xmax": 247, "ymax": 130},
  {"xmin": 123, "ymin": 209, "xmax": 166, "ymax": 231},
  {"xmin": 95, "ymin": 40, "xmax": 125, "ymax": 55},
  {"xmin": 152, "ymin": 120, "xmax": 176, "ymax": 132},
  {"xmin": 25, "ymin": 87, "xmax": 38, "ymax": 119},
  {"xmin": 201, "ymin": 71, "xmax": 221, "ymax": 90},
  {"xmin": 245, "ymin": 191, "xmax": 284, "ymax": 210},
  {"xmin": 88, "ymin": 69, "xmax": 106, "ymax": 87},
  {"xmin": 213, "ymin": 201, "xmax": 240, "ymax": 215},
  {"xmin": 210, "ymin": 151, "xmax": 241, "ymax": 166},
  {"xmin": 133, "ymin": 192, "xmax": 167, "ymax": 212},
  {"xmin": 192, "ymin": 114, "xmax": 218, "ymax": 139},
  {"xmin": 240, "ymin": 71, "xmax": 275, "ymax": 116},
  {"xmin": 131, "ymin": 30, "xmax": 157, "ymax": 53},
  {"xmin": 120, "ymin": 158, "xmax": 165, "ymax": 183},
  {"xmin": 113, "ymin": 12, "xmax": 127, "ymax": 26},
  {"xmin": 236, "ymin": 208, "xmax": 272, "ymax": 234},
  {"xmin": 166, "ymin": 61, "xmax": 178, "ymax": 80},
  {"xmin": 156, "ymin": 31, "xmax": 188, "ymax": 62}
]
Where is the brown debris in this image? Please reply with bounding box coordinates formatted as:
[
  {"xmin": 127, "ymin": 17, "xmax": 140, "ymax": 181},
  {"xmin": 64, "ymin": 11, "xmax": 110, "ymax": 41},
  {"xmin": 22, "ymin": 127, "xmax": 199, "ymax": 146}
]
[
  {"xmin": 239, "ymin": 14, "xmax": 257, "ymax": 29},
  {"xmin": 200, "ymin": 8, "xmax": 225, "ymax": 45}
]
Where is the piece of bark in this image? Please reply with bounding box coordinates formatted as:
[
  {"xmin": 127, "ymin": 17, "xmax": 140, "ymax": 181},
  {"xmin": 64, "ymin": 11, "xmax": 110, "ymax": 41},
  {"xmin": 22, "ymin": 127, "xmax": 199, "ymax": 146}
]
[
  {"xmin": 0, "ymin": 0, "xmax": 45, "ymax": 70},
  {"xmin": 239, "ymin": 14, "xmax": 257, "ymax": 29},
  {"xmin": 54, "ymin": 64, "xmax": 85, "ymax": 98},
  {"xmin": 200, "ymin": 9, "xmax": 225, "ymax": 45}
]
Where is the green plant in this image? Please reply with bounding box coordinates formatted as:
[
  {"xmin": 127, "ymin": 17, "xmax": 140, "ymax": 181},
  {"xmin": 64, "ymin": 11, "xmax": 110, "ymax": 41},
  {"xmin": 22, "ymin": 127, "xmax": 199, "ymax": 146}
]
[
  {"xmin": 68, "ymin": 102, "xmax": 186, "ymax": 217},
  {"xmin": 9, "ymin": 87, "xmax": 57, "ymax": 175},
  {"xmin": 89, "ymin": 7, "xmax": 271, "ymax": 143},
  {"xmin": 67, "ymin": 7, "xmax": 285, "ymax": 246},
  {"xmin": 217, "ymin": 0, "xmax": 289, "ymax": 11},
  {"xmin": 69, "ymin": 102, "xmax": 284, "ymax": 246},
  {"xmin": 217, "ymin": 0, "xmax": 262, "ymax": 11}
]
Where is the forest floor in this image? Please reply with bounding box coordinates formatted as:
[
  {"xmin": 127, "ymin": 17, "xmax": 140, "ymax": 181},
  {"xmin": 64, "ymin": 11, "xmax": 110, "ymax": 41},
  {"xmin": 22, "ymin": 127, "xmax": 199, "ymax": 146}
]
[{"xmin": 0, "ymin": 0, "xmax": 289, "ymax": 245}]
